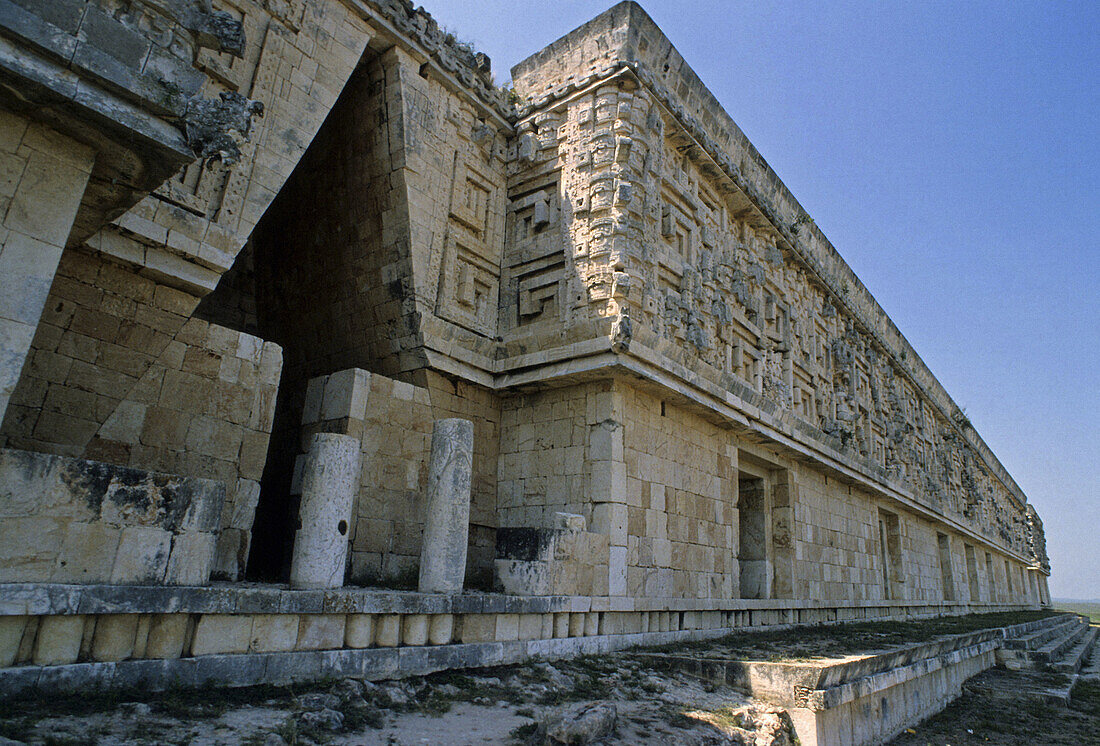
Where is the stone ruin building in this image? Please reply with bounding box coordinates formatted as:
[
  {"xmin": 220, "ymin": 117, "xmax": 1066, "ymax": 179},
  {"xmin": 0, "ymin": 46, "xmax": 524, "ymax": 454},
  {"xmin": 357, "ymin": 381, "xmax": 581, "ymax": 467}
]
[{"xmin": 0, "ymin": 0, "xmax": 1052, "ymax": 741}]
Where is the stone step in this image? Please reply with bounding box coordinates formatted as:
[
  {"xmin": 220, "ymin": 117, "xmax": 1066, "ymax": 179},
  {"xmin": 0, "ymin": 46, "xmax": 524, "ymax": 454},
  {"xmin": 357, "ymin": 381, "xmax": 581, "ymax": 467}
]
[
  {"xmin": 1003, "ymin": 616, "xmax": 1079, "ymax": 651},
  {"xmin": 1079, "ymin": 628, "xmax": 1100, "ymax": 681},
  {"xmin": 965, "ymin": 667, "xmax": 1076, "ymax": 706},
  {"xmin": 1028, "ymin": 619, "xmax": 1089, "ymax": 665},
  {"xmin": 1052, "ymin": 625, "xmax": 1099, "ymax": 675}
]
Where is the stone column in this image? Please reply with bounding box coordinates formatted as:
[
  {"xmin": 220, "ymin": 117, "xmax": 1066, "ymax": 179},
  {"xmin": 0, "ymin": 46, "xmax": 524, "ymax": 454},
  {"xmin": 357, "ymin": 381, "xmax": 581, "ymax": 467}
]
[
  {"xmin": 418, "ymin": 418, "xmax": 474, "ymax": 594},
  {"xmin": 289, "ymin": 433, "xmax": 361, "ymax": 589}
]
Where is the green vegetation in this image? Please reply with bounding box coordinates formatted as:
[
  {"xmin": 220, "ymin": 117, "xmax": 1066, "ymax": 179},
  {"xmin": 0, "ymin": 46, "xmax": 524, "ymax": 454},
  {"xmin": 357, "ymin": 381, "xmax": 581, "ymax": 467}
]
[
  {"xmin": 888, "ymin": 669, "xmax": 1100, "ymax": 745},
  {"xmin": 1054, "ymin": 599, "xmax": 1100, "ymax": 623},
  {"xmin": 654, "ymin": 610, "xmax": 1058, "ymax": 661}
]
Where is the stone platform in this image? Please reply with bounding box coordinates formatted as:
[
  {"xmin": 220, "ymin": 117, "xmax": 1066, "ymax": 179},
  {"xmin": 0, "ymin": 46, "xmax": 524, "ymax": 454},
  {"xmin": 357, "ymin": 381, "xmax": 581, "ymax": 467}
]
[
  {"xmin": 0, "ymin": 582, "xmax": 1031, "ymax": 700},
  {"xmin": 644, "ymin": 613, "xmax": 1077, "ymax": 746}
]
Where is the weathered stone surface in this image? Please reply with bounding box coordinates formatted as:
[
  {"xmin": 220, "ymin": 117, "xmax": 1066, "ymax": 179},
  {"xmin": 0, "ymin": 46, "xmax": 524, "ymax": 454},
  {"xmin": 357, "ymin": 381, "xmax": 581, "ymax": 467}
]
[
  {"xmin": 144, "ymin": 614, "xmax": 189, "ymax": 660},
  {"xmin": 0, "ymin": 616, "xmax": 27, "ymax": 667},
  {"xmin": 91, "ymin": 614, "xmax": 138, "ymax": 662},
  {"xmin": 345, "ymin": 614, "xmax": 374, "ymax": 649},
  {"xmin": 297, "ymin": 614, "xmax": 345, "ymax": 651},
  {"xmin": 418, "ymin": 419, "xmax": 474, "ymax": 594},
  {"xmin": 33, "ymin": 615, "xmax": 83, "ymax": 666},
  {"xmin": 289, "ymin": 434, "xmax": 361, "ymax": 589},
  {"xmin": 539, "ymin": 701, "xmax": 617, "ymax": 745},
  {"xmin": 375, "ymin": 615, "xmax": 401, "ymax": 648},
  {"xmin": 428, "ymin": 614, "xmax": 454, "ymax": 646}
]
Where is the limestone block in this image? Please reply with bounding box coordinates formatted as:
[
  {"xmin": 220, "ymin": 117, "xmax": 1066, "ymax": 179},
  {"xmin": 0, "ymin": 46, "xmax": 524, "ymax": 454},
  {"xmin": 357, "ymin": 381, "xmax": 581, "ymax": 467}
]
[
  {"xmin": 458, "ymin": 614, "xmax": 496, "ymax": 644},
  {"xmin": 428, "ymin": 614, "xmax": 453, "ymax": 645},
  {"xmin": 554, "ymin": 612, "xmax": 570, "ymax": 638},
  {"xmin": 568, "ymin": 613, "xmax": 585, "ymax": 638},
  {"xmin": 553, "ymin": 512, "xmax": 586, "ymax": 532},
  {"xmin": 191, "ymin": 615, "xmax": 251, "ymax": 656},
  {"xmin": 91, "ymin": 614, "xmax": 138, "ymax": 662},
  {"xmin": 609, "ymin": 545, "xmax": 627, "ymax": 596},
  {"xmin": 250, "ymin": 614, "xmax": 299, "ymax": 653},
  {"xmin": 418, "ymin": 419, "xmax": 474, "ymax": 594},
  {"xmin": 401, "ymin": 614, "xmax": 428, "ymax": 646},
  {"xmin": 213, "ymin": 529, "xmax": 247, "ymax": 581},
  {"xmin": 110, "ymin": 526, "xmax": 172, "ymax": 583},
  {"xmin": 321, "ymin": 368, "xmax": 370, "ymax": 422},
  {"xmin": 540, "ymin": 614, "xmax": 554, "ymax": 639},
  {"xmin": 375, "ymin": 614, "xmax": 401, "ymax": 647},
  {"xmin": 345, "ymin": 614, "xmax": 374, "ymax": 648},
  {"xmin": 302, "ymin": 375, "xmax": 327, "ymax": 424},
  {"xmin": 518, "ymin": 614, "xmax": 542, "ymax": 641},
  {"xmin": 495, "ymin": 613, "xmax": 520, "ymax": 642},
  {"xmin": 297, "ymin": 614, "xmax": 345, "ymax": 651},
  {"xmin": 164, "ymin": 532, "xmax": 216, "ymax": 585},
  {"xmin": 132, "ymin": 615, "xmax": 151, "ymax": 659},
  {"xmin": 33, "ymin": 615, "xmax": 84, "ymax": 666},
  {"xmin": 52, "ymin": 522, "xmax": 121, "ymax": 582},
  {"xmin": 289, "ymin": 433, "xmax": 361, "ymax": 589},
  {"xmin": 495, "ymin": 559, "xmax": 550, "ymax": 596},
  {"xmin": 0, "ymin": 616, "xmax": 28, "ymax": 667},
  {"xmin": 584, "ymin": 612, "xmax": 600, "ymax": 637},
  {"xmin": 144, "ymin": 614, "xmax": 189, "ymax": 659},
  {"xmin": 591, "ymin": 502, "xmax": 628, "ymax": 545}
]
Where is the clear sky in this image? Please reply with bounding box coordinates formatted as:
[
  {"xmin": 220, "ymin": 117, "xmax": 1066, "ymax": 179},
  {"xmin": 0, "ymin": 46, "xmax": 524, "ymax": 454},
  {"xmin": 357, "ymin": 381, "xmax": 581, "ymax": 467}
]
[{"xmin": 421, "ymin": 1, "xmax": 1099, "ymax": 599}]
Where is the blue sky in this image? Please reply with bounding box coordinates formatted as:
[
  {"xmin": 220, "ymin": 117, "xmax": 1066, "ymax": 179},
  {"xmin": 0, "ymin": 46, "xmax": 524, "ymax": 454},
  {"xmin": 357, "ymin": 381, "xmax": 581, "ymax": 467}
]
[{"xmin": 422, "ymin": 1, "xmax": 1099, "ymax": 599}]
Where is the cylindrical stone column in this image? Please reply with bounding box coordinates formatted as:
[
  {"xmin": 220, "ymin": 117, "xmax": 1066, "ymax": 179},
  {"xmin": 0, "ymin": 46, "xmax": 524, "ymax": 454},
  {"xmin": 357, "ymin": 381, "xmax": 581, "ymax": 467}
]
[
  {"xmin": 289, "ymin": 433, "xmax": 361, "ymax": 589},
  {"xmin": 418, "ymin": 418, "xmax": 474, "ymax": 594}
]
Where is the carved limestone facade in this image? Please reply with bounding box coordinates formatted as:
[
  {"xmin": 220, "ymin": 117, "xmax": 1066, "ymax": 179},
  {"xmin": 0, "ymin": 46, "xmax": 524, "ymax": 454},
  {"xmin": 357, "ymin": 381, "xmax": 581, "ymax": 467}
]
[{"xmin": 0, "ymin": 0, "xmax": 1050, "ymax": 695}]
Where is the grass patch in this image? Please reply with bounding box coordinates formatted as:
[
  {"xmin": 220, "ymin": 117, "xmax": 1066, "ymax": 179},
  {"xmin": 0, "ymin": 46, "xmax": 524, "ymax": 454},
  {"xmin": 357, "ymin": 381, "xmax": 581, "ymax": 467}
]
[
  {"xmin": 653, "ymin": 610, "xmax": 1058, "ymax": 661},
  {"xmin": 508, "ymin": 721, "xmax": 539, "ymax": 744},
  {"xmin": 1054, "ymin": 600, "xmax": 1100, "ymax": 623}
]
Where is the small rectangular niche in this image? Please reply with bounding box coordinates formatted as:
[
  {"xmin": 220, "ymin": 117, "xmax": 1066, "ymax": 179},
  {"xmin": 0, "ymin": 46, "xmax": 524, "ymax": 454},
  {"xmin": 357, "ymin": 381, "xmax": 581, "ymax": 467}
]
[
  {"xmin": 878, "ymin": 509, "xmax": 903, "ymax": 601},
  {"xmin": 738, "ymin": 474, "xmax": 767, "ymax": 600},
  {"xmin": 965, "ymin": 544, "xmax": 981, "ymax": 602},
  {"xmin": 937, "ymin": 532, "xmax": 955, "ymax": 601},
  {"xmin": 985, "ymin": 552, "xmax": 998, "ymax": 603}
]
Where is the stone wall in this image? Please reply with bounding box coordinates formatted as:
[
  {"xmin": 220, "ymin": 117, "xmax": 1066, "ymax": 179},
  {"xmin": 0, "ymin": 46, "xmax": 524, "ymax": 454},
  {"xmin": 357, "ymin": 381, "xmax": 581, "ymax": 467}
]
[
  {"xmin": 622, "ymin": 386, "xmax": 736, "ymax": 600},
  {"xmin": 297, "ymin": 368, "xmax": 499, "ymax": 589},
  {"xmin": 0, "ymin": 0, "xmax": 1048, "ymax": 624},
  {"xmin": 0, "ymin": 449, "xmax": 224, "ymax": 585},
  {"xmin": 498, "ymin": 373, "xmax": 1036, "ymax": 607},
  {"xmin": 0, "ymin": 114, "xmax": 94, "ymax": 421},
  {"xmin": 504, "ymin": 1, "xmax": 1038, "ymax": 573},
  {"xmin": 0, "ymin": 249, "xmax": 282, "ymax": 580}
]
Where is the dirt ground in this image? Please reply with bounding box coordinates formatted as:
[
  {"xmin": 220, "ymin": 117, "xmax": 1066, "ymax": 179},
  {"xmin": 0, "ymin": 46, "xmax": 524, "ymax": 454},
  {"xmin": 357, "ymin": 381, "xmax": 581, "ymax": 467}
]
[
  {"xmin": 0, "ymin": 654, "xmax": 792, "ymax": 745},
  {"xmin": 887, "ymin": 670, "xmax": 1100, "ymax": 746}
]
